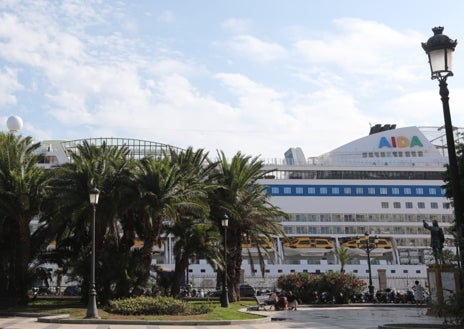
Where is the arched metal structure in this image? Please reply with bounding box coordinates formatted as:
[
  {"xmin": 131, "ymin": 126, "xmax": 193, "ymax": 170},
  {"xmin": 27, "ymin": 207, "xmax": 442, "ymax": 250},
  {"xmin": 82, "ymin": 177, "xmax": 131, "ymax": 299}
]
[{"xmin": 61, "ymin": 137, "xmax": 183, "ymax": 160}]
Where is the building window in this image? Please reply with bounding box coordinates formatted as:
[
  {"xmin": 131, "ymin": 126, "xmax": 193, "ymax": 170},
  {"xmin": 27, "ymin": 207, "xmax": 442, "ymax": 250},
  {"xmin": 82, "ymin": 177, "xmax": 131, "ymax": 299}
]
[
  {"xmin": 381, "ymin": 202, "xmax": 389, "ymax": 209},
  {"xmin": 284, "ymin": 187, "xmax": 292, "ymax": 194},
  {"xmin": 380, "ymin": 187, "xmax": 388, "ymax": 195},
  {"xmin": 320, "ymin": 187, "xmax": 328, "ymax": 194},
  {"xmin": 356, "ymin": 187, "xmax": 364, "ymax": 195},
  {"xmin": 431, "ymin": 202, "xmax": 438, "ymax": 209},
  {"xmin": 392, "ymin": 187, "xmax": 400, "ymax": 195},
  {"xmin": 332, "ymin": 187, "xmax": 340, "ymax": 194},
  {"xmin": 443, "ymin": 203, "xmax": 451, "ymax": 209},
  {"xmin": 271, "ymin": 187, "xmax": 279, "ymax": 194},
  {"xmin": 368, "ymin": 187, "xmax": 376, "ymax": 195},
  {"xmin": 404, "ymin": 188, "xmax": 412, "ymax": 195},
  {"xmin": 416, "ymin": 187, "xmax": 424, "ymax": 195},
  {"xmin": 418, "ymin": 202, "xmax": 425, "ymax": 209},
  {"xmin": 308, "ymin": 187, "xmax": 316, "ymax": 194},
  {"xmin": 406, "ymin": 202, "xmax": 413, "ymax": 209},
  {"xmin": 429, "ymin": 188, "xmax": 437, "ymax": 195},
  {"xmin": 296, "ymin": 187, "xmax": 303, "ymax": 194},
  {"xmin": 393, "ymin": 202, "xmax": 401, "ymax": 209},
  {"xmin": 344, "ymin": 187, "xmax": 352, "ymax": 194}
]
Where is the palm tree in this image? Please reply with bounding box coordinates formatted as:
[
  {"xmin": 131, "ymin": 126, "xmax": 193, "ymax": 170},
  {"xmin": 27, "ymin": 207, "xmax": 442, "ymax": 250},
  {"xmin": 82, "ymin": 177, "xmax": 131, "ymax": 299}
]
[
  {"xmin": 163, "ymin": 147, "xmax": 220, "ymax": 297},
  {"xmin": 42, "ymin": 140, "xmax": 136, "ymax": 302},
  {"xmin": 167, "ymin": 217, "xmax": 221, "ymax": 297},
  {"xmin": 0, "ymin": 133, "xmax": 46, "ymax": 305},
  {"xmin": 130, "ymin": 149, "xmax": 211, "ymax": 291},
  {"xmin": 209, "ymin": 151, "xmax": 286, "ymax": 302},
  {"xmin": 332, "ymin": 246, "xmax": 353, "ymax": 273}
]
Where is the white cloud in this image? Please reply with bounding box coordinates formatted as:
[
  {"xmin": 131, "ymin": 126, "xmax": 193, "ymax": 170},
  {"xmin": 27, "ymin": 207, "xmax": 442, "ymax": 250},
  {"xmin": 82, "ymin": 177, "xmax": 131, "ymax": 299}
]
[
  {"xmin": 0, "ymin": 68, "xmax": 22, "ymax": 106},
  {"xmin": 294, "ymin": 18, "xmax": 423, "ymax": 83},
  {"xmin": 225, "ymin": 35, "xmax": 287, "ymax": 62}
]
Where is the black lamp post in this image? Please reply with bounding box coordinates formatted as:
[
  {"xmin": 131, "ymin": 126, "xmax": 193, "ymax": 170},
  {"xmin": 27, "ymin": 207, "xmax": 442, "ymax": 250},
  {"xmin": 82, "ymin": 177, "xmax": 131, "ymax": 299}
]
[
  {"xmin": 86, "ymin": 186, "xmax": 100, "ymax": 319},
  {"xmin": 422, "ymin": 27, "xmax": 464, "ymax": 287},
  {"xmin": 221, "ymin": 215, "xmax": 229, "ymax": 308},
  {"xmin": 359, "ymin": 232, "xmax": 377, "ymax": 299}
]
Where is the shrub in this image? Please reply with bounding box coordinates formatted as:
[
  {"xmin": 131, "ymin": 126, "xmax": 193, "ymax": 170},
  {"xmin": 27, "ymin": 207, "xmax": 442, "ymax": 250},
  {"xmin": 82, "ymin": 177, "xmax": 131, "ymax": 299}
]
[
  {"xmin": 430, "ymin": 293, "xmax": 464, "ymax": 328},
  {"xmin": 106, "ymin": 296, "xmax": 211, "ymax": 315},
  {"xmin": 277, "ymin": 272, "xmax": 318, "ymax": 303},
  {"xmin": 315, "ymin": 271, "xmax": 365, "ymax": 304},
  {"xmin": 277, "ymin": 271, "xmax": 366, "ymax": 304}
]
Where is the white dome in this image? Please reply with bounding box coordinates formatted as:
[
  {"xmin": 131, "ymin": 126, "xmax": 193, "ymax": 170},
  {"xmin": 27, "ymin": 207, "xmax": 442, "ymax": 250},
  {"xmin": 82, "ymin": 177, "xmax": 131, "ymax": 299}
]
[{"xmin": 6, "ymin": 115, "xmax": 23, "ymax": 132}]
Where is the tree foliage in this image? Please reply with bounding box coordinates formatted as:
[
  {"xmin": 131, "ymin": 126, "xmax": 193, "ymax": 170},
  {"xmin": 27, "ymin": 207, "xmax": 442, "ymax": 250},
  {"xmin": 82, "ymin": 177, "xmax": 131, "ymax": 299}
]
[
  {"xmin": 208, "ymin": 151, "xmax": 286, "ymax": 302},
  {"xmin": 2, "ymin": 136, "xmax": 287, "ymax": 305},
  {"xmin": 0, "ymin": 133, "xmax": 46, "ymax": 304}
]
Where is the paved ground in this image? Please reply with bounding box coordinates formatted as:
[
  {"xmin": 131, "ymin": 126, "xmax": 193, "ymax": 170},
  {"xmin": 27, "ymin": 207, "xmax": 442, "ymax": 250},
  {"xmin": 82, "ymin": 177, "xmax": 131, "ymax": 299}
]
[{"xmin": 0, "ymin": 306, "xmax": 444, "ymax": 329}]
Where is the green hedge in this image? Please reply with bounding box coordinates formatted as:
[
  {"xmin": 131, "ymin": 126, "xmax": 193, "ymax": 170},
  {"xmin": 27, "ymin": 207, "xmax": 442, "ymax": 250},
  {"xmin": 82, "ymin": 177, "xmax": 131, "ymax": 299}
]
[{"xmin": 107, "ymin": 296, "xmax": 211, "ymax": 315}]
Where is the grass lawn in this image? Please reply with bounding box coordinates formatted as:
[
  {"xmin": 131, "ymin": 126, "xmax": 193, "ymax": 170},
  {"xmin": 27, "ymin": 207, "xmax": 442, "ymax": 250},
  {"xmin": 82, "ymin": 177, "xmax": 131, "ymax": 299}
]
[{"xmin": 2, "ymin": 297, "xmax": 262, "ymax": 321}]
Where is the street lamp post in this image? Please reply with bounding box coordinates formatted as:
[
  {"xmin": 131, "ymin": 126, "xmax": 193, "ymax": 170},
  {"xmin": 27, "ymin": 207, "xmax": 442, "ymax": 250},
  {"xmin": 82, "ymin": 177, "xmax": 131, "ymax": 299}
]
[
  {"xmin": 422, "ymin": 27, "xmax": 464, "ymax": 288},
  {"xmin": 221, "ymin": 215, "xmax": 229, "ymax": 308},
  {"xmin": 86, "ymin": 186, "xmax": 100, "ymax": 319},
  {"xmin": 359, "ymin": 232, "xmax": 377, "ymax": 300}
]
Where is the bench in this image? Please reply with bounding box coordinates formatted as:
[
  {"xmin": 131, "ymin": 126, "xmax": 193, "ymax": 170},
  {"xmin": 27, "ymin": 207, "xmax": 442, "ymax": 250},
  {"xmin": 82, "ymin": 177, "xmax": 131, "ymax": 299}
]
[{"xmin": 254, "ymin": 295, "xmax": 274, "ymax": 311}]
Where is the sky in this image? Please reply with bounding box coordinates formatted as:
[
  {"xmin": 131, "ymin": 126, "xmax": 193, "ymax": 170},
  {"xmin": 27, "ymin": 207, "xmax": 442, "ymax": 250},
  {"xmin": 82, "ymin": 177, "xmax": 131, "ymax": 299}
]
[{"xmin": 1, "ymin": 0, "xmax": 464, "ymax": 160}]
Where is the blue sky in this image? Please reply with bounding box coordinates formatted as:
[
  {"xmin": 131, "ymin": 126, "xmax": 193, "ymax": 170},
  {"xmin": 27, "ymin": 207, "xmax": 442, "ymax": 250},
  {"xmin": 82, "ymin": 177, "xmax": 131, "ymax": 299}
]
[{"xmin": 1, "ymin": 0, "xmax": 464, "ymax": 159}]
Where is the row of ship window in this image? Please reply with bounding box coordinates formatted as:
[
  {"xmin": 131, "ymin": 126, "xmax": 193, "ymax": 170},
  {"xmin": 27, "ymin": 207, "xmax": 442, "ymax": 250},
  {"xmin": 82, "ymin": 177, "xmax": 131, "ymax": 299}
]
[
  {"xmin": 188, "ymin": 268, "xmax": 423, "ymax": 275},
  {"xmin": 283, "ymin": 226, "xmax": 447, "ymax": 241},
  {"xmin": 288, "ymin": 213, "xmax": 453, "ymax": 222},
  {"xmin": 362, "ymin": 150, "xmax": 424, "ymax": 158},
  {"xmin": 266, "ymin": 170, "xmax": 443, "ymax": 180},
  {"xmin": 381, "ymin": 201, "xmax": 450, "ymax": 209},
  {"xmin": 269, "ymin": 185, "xmax": 445, "ymax": 197}
]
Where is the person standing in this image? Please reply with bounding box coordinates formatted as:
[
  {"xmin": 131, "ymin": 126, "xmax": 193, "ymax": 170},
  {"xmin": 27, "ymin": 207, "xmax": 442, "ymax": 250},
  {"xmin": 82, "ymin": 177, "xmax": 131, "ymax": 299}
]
[
  {"xmin": 287, "ymin": 290, "xmax": 298, "ymax": 311},
  {"xmin": 413, "ymin": 280, "xmax": 424, "ymax": 305}
]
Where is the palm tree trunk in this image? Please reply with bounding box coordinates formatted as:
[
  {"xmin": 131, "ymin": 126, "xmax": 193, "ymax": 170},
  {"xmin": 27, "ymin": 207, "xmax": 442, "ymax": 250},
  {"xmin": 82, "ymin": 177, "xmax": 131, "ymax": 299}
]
[
  {"xmin": 139, "ymin": 235, "xmax": 154, "ymax": 287},
  {"xmin": 16, "ymin": 218, "xmax": 31, "ymax": 305},
  {"xmin": 171, "ymin": 255, "xmax": 189, "ymax": 297},
  {"xmin": 227, "ymin": 230, "xmax": 243, "ymax": 302}
]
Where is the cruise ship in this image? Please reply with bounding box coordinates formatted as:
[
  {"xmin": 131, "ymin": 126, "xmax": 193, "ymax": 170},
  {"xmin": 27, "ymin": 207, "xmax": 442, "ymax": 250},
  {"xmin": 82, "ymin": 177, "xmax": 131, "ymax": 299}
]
[
  {"xmin": 22, "ymin": 121, "xmax": 458, "ymax": 291},
  {"xmin": 251, "ymin": 124, "xmax": 455, "ymax": 288},
  {"xmin": 188, "ymin": 124, "xmax": 455, "ymax": 290}
]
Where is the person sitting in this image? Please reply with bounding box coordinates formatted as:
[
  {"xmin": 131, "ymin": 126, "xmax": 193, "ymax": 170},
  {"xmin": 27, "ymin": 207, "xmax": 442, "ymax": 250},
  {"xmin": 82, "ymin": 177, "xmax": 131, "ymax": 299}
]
[
  {"xmin": 266, "ymin": 291, "xmax": 279, "ymax": 309},
  {"xmin": 287, "ymin": 290, "xmax": 298, "ymax": 311},
  {"xmin": 276, "ymin": 291, "xmax": 288, "ymax": 310}
]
